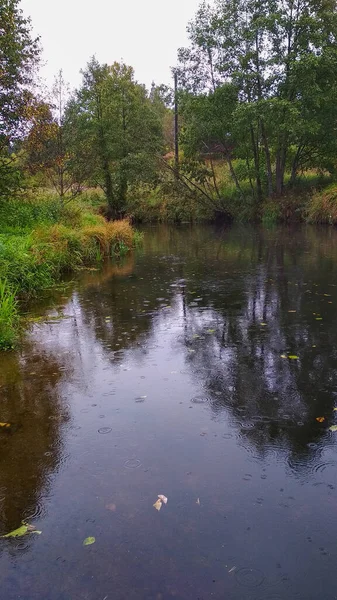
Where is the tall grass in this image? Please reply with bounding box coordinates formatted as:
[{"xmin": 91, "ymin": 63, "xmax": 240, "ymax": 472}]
[
  {"xmin": 0, "ymin": 195, "xmax": 141, "ymax": 350},
  {"xmin": 0, "ymin": 280, "xmax": 18, "ymax": 350},
  {"xmin": 306, "ymin": 185, "xmax": 337, "ymax": 224}
]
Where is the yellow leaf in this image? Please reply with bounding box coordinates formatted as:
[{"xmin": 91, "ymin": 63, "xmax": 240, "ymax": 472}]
[
  {"xmin": 0, "ymin": 423, "xmax": 10, "ymax": 428},
  {"xmin": 83, "ymin": 537, "xmax": 95, "ymax": 546},
  {"xmin": 153, "ymin": 499, "xmax": 162, "ymax": 511},
  {"xmin": 316, "ymin": 417, "xmax": 325, "ymax": 423},
  {"xmin": 329, "ymin": 425, "xmax": 337, "ymax": 432}
]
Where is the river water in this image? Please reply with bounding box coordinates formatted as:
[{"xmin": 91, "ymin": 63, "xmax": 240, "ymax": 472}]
[{"xmin": 1, "ymin": 224, "xmax": 337, "ymax": 600}]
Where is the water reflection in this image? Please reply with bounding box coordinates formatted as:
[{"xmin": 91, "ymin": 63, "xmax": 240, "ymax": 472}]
[
  {"xmin": 0, "ymin": 342, "xmax": 70, "ymax": 538},
  {"xmin": 1, "ymin": 224, "xmax": 337, "ymax": 599},
  {"xmin": 75, "ymin": 225, "xmax": 337, "ymax": 471}
]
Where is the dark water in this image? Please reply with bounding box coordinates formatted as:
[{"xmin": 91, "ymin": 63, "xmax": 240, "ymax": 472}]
[{"xmin": 1, "ymin": 225, "xmax": 337, "ymax": 600}]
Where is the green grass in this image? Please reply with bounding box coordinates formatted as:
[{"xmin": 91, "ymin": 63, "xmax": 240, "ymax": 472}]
[
  {"xmin": 0, "ymin": 280, "xmax": 18, "ymax": 350},
  {"xmin": 306, "ymin": 184, "xmax": 337, "ymax": 224},
  {"xmin": 0, "ymin": 194, "xmax": 141, "ymax": 351}
]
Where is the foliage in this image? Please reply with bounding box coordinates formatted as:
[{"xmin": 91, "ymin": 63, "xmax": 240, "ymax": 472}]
[
  {"xmin": 24, "ymin": 71, "xmax": 89, "ymax": 199},
  {"xmin": 0, "ymin": 0, "xmax": 40, "ymax": 198},
  {"xmin": 306, "ymin": 185, "xmax": 337, "ymax": 224},
  {"xmin": 177, "ymin": 0, "xmax": 337, "ymax": 209},
  {"xmin": 65, "ymin": 59, "xmax": 164, "ymax": 218},
  {"xmin": 0, "ymin": 279, "xmax": 18, "ymax": 350}
]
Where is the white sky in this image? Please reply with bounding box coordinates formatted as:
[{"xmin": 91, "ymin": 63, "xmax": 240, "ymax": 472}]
[{"xmin": 21, "ymin": 0, "xmax": 201, "ymax": 92}]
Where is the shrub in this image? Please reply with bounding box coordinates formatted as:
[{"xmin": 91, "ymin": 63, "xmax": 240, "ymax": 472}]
[{"xmin": 306, "ymin": 185, "xmax": 337, "ymax": 224}]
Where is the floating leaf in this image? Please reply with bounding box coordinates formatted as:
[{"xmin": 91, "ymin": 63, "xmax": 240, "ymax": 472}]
[
  {"xmin": 316, "ymin": 417, "xmax": 325, "ymax": 423},
  {"xmin": 288, "ymin": 310, "xmax": 296, "ymax": 313},
  {"xmin": 1, "ymin": 522, "xmax": 41, "ymax": 538},
  {"xmin": 83, "ymin": 537, "xmax": 95, "ymax": 546},
  {"xmin": 329, "ymin": 425, "xmax": 337, "ymax": 432},
  {"xmin": 333, "ymin": 408, "xmax": 337, "ymax": 412},
  {"xmin": 288, "ymin": 355, "xmax": 299, "ymax": 360},
  {"xmin": 280, "ymin": 354, "xmax": 288, "ymax": 359},
  {"xmin": 260, "ymin": 322, "xmax": 267, "ymax": 326},
  {"xmin": 105, "ymin": 503, "xmax": 116, "ymax": 512},
  {"xmin": 153, "ymin": 499, "xmax": 162, "ymax": 511},
  {"xmin": 196, "ymin": 498, "xmax": 200, "ymax": 505},
  {"xmin": 316, "ymin": 317, "xmax": 323, "ymax": 321},
  {"xmin": 0, "ymin": 423, "xmax": 10, "ymax": 428},
  {"xmin": 158, "ymin": 495, "xmax": 168, "ymax": 505},
  {"xmin": 207, "ymin": 329, "xmax": 215, "ymax": 334}
]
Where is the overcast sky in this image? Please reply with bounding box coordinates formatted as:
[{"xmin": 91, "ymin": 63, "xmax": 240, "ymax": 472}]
[{"xmin": 21, "ymin": 0, "xmax": 201, "ymax": 91}]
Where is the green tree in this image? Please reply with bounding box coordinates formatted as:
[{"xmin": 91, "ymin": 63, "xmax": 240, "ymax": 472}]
[
  {"xmin": 0, "ymin": 0, "xmax": 40, "ymax": 197},
  {"xmin": 67, "ymin": 59, "xmax": 163, "ymax": 218},
  {"xmin": 25, "ymin": 71, "xmax": 87, "ymax": 200},
  {"xmin": 177, "ymin": 0, "xmax": 337, "ymax": 201}
]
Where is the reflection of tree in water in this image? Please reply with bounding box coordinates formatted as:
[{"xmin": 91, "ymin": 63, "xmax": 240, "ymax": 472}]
[
  {"xmin": 78, "ymin": 253, "xmax": 188, "ymax": 360},
  {"xmin": 172, "ymin": 226, "xmax": 337, "ymax": 469},
  {"xmin": 0, "ymin": 342, "xmax": 70, "ymax": 538},
  {"xmin": 75, "ymin": 225, "xmax": 337, "ymax": 469}
]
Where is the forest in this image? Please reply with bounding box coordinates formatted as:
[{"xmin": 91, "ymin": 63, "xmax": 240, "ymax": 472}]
[{"xmin": 1, "ymin": 0, "xmax": 337, "ymax": 348}]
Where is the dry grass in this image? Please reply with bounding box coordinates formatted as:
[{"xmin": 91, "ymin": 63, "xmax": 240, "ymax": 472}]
[{"xmin": 306, "ymin": 185, "xmax": 337, "ymax": 224}]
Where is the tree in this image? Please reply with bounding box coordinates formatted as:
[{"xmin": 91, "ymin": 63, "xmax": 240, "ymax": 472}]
[
  {"xmin": 177, "ymin": 0, "xmax": 337, "ymax": 201},
  {"xmin": 0, "ymin": 0, "xmax": 40, "ymax": 197},
  {"xmin": 66, "ymin": 59, "xmax": 164, "ymax": 218},
  {"xmin": 25, "ymin": 71, "xmax": 87, "ymax": 200}
]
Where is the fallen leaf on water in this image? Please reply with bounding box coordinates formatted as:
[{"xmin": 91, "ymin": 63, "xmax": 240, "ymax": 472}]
[
  {"xmin": 288, "ymin": 355, "xmax": 299, "ymax": 360},
  {"xmin": 316, "ymin": 317, "xmax": 323, "ymax": 321},
  {"xmin": 288, "ymin": 310, "xmax": 297, "ymax": 313},
  {"xmin": 260, "ymin": 322, "xmax": 267, "ymax": 326},
  {"xmin": 153, "ymin": 499, "xmax": 162, "ymax": 511},
  {"xmin": 316, "ymin": 417, "xmax": 325, "ymax": 423},
  {"xmin": 329, "ymin": 425, "xmax": 337, "ymax": 432},
  {"xmin": 105, "ymin": 503, "xmax": 117, "ymax": 512},
  {"xmin": 196, "ymin": 498, "xmax": 200, "ymax": 505},
  {"xmin": 83, "ymin": 537, "xmax": 95, "ymax": 546},
  {"xmin": 207, "ymin": 329, "xmax": 216, "ymax": 334},
  {"xmin": 158, "ymin": 495, "xmax": 168, "ymax": 505},
  {"xmin": 1, "ymin": 522, "xmax": 41, "ymax": 538},
  {"xmin": 0, "ymin": 423, "xmax": 10, "ymax": 428},
  {"xmin": 333, "ymin": 408, "xmax": 337, "ymax": 412},
  {"xmin": 280, "ymin": 354, "xmax": 288, "ymax": 359}
]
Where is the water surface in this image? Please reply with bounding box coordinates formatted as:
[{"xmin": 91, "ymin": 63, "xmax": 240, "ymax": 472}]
[{"xmin": 1, "ymin": 225, "xmax": 337, "ymax": 600}]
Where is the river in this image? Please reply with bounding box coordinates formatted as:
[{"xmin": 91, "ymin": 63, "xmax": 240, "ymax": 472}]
[{"xmin": 0, "ymin": 224, "xmax": 337, "ymax": 600}]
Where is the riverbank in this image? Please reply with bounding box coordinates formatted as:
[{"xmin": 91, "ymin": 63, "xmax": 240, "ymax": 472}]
[
  {"xmin": 0, "ymin": 195, "xmax": 141, "ymax": 350},
  {"xmin": 129, "ymin": 171, "xmax": 336, "ymax": 225}
]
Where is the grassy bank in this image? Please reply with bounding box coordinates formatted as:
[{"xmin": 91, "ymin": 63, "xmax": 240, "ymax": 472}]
[{"xmin": 0, "ymin": 194, "xmax": 141, "ymax": 350}]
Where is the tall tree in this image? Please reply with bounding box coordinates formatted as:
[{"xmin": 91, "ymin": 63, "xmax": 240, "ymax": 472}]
[
  {"xmin": 66, "ymin": 59, "xmax": 163, "ymax": 218},
  {"xmin": 25, "ymin": 71, "xmax": 86, "ymax": 200},
  {"xmin": 0, "ymin": 0, "xmax": 40, "ymax": 197},
  {"xmin": 177, "ymin": 0, "xmax": 337, "ymax": 201}
]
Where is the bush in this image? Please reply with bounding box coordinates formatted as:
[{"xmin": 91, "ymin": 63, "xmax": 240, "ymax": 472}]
[{"xmin": 306, "ymin": 185, "xmax": 337, "ymax": 224}]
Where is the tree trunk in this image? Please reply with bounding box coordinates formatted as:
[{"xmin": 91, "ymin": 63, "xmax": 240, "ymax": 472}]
[
  {"xmin": 250, "ymin": 124, "xmax": 262, "ymax": 201},
  {"xmin": 260, "ymin": 120, "xmax": 273, "ymax": 196},
  {"xmin": 289, "ymin": 145, "xmax": 302, "ymax": 186},
  {"xmin": 226, "ymin": 154, "xmax": 243, "ymax": 195},
  {"xmin": 275, "ymin": 142, "xmax": 287, "ymax": 196}
]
